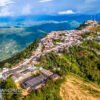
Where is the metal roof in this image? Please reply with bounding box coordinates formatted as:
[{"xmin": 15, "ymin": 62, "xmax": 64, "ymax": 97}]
[{"xmin": 23, "ymin": 74, "xmax": 47, "ymax": 88}]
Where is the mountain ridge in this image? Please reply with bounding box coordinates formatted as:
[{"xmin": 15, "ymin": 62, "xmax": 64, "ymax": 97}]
[{"xmin": 0, "ymin": 20, "xmax": 100, "ymax": 100}]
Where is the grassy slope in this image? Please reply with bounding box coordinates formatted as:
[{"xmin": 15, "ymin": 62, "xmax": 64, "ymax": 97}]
[{"xmin": 60, "ymin": 74, "xmax": 100, "ymax": 100}]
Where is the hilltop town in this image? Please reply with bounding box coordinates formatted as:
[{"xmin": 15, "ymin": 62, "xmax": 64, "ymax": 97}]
[{"xmin": 0, "ymin": 20, "xmax": 100, "ymax": 97}]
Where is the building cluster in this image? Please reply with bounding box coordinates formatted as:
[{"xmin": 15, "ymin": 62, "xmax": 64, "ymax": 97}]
[
  {"xmin": 0, "ymin": 64, "xmax": 60, "ymax": 93},
  {"xmin": 40, "ymin": 30, "xmax": 82, "ymax": 53},
  {"xmin": 39, "ymin": 20, "xmax": 98, "ymax": 54},
  {"xmin": 22, "ymin": 69, "xmax": 60, "ymax": 91}
]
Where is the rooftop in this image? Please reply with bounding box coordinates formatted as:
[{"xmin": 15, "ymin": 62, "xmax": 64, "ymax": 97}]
[{"xmin": 22, "ymin": 74, "xmax": 47, "ymax": 89}]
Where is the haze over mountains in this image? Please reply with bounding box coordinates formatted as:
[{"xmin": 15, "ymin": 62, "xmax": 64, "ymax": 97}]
[{"xmin": 0, "ymin": 14, "xmax": 100, "ymax": 61}]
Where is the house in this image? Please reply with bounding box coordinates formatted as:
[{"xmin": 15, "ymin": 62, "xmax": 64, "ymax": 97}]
[
  {"xmin": 0, "ymin": 73, "xmax": 2, "ymax": 79},
  {"xmin": 40, "ymin": 69, "xmax": 54, "ymax": 77},
  {"xmin": 50, "ymin": 73, "xmax": 60, "ymax": 80},
  {"xmin": 85, "ymin": 20, "xmax": 94, "ymax": 25},
  {"xmin": 96, "ymin": 36, "xmax": 100, "ymax": 41},
  {"xmin": 40, "ymin": 68, "xmax": 60, "ymax": 80},
  {"xmin": 2, "ymin": 72, "xmax": 12, "ymax": 80},
  {"xmin": 21, "ymin": 68, "xmax": 60, "ymax": 91},
  {"xmin": 12, "ymin": 73, "xmax": 22, "ymax": 82},
  {"xmin": 11, "ymin": 68, "xmax": 39, "ymax": 83},
  {"xmin": 2, "ymin": 68, "xmax": 9, "ymax": 73},
  {"xmin": 22, "ymin": 74, "xmax": 48, "ymax": 91}
]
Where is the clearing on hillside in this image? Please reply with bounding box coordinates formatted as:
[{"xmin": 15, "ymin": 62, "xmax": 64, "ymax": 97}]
[{"xmin": 60, "ymin": 74, "xmax": 100, "ymax": 100}]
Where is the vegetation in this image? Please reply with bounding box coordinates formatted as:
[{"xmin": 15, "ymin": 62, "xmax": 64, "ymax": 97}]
[
  {"xmin": 23, "ymin": 79, "xmax": 63, "ymax": 100},
  {"xmin": 77, "ymin": 22, "xmax": 88, "ymax": 30},
  {"xmin": 39, "ymin": 40, "xmax": 100, "ymax": 84},
  {"xmin": 89, "ymin": 25, "xmax": 100, "ymax": 33},
  {"xmin": 0, "ymin": 78, "xmax": 22, "ymax": 100},
  {"xmin": 60, "ymin": 74, "xmax": 100, "ymax": 100},
  {"xmin": 53, "ymin": 39, "xmax": 62, "ymax": 45},
  {"xmin": 0, "ymin": 23, "xmax": 100, "ymax": 100},
  {"xmin": 27, "ymin": 38, "xmax": 99, "ymax": 99}
]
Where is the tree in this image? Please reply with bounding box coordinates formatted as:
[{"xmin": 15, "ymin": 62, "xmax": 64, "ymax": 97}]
[{"xmin": 1, "ymin": 78, "xmax": 22, "ymax": 100}]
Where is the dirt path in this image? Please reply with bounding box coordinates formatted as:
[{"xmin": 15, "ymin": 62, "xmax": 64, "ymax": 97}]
[{"xmin": 60, "ymin": 74, "xmax": 100, "ymax": 100}]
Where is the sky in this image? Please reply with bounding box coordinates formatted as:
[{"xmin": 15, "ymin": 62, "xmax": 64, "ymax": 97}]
[{"xmin": 0, "ymin": 0, "xmax": 99, "ymax": 16}]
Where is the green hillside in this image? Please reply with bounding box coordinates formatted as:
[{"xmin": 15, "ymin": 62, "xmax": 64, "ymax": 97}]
[{"xmin": 0, "ymin": 22, "xmax": 100, "ymax": 100}]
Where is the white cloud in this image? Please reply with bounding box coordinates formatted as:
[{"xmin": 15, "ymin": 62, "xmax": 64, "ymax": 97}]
[
  {"xmin": 85, "ymin": 0, "xmax": 96, "ymax": 3},
  {"xmin": 0, "ymin": 7, "xmax": 14, "ymax": 16},
  {"xmin": 0, "ymin": 0, "xmax": 14, "ymax": 16},
  {"xmin": 0, "ymin": 0, "xmax": 14, "ymax": 7},
  {"xmin": 58, "ymin": 10, "xmax": 75, "ymax": 15},
  {"xmin": 22, "ymin": 4, "xmax": 32, "ymax": 15},
  {"xmin": 39, "ymin": 0, "xmax": 53, "ymax": 3}
]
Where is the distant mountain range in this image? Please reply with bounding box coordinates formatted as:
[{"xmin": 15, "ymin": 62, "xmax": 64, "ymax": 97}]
[{"xmin": 0, "ymin": 14, "xmax": 100, "ymax": 23}]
